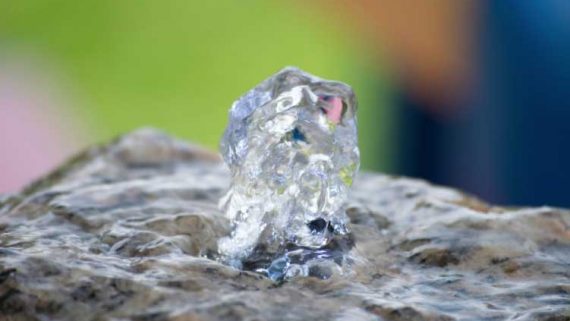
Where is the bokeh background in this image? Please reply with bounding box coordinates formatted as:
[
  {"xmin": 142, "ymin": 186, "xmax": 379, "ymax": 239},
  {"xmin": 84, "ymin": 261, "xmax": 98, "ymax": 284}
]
[{"xmin": 1, "ymin": 1, "xmax": 569, "ymax": 207}]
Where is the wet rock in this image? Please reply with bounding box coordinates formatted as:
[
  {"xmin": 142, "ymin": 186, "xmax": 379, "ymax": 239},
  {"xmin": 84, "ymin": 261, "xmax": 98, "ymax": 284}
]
[
  {"xmin": 364, "ymin": 304, "xmax": 454, "ymax": 321},
  {"xmin": 1, "ymin": 128, "xmax": 569, "ymax": 321},
  {"xmin": 345, "ymin": 205, "xmax": 391, "ymax": 230}
]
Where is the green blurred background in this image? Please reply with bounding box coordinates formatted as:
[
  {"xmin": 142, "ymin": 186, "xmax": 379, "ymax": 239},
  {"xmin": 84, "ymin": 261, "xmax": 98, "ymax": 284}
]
[
  {"xmin": 3, "ymin": 1, "xmax": 570, "ymax": 207},
  {"xmin": 1, "ymin": 0, "xmax": 393, "ymax": 171}
]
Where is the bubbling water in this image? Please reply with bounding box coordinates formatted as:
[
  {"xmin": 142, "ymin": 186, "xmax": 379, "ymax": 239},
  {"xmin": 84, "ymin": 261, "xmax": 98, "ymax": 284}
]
[{"xmin": 218, "ymin": 67, "xmax": 359, "ymax": 279}]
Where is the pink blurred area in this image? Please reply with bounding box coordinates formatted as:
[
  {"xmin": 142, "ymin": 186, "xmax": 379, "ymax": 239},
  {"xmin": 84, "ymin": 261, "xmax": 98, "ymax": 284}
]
[{"xmin": 0, "ymin": 57, "xmax": 84, "ymax": 193}]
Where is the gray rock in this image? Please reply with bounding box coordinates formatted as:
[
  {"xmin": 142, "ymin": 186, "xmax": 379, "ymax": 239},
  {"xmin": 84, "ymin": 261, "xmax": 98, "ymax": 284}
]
[{"xmin": 1, "ymin": 128, "xmax": 569, "ymax": 321}]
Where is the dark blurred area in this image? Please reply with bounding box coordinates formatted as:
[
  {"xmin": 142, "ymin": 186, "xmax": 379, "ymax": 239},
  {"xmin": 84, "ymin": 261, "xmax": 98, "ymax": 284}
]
[
  {"xmin": 1, "ymin": 1, "xmax": 569, "ymax": 207},
  {"xmin": 334, "ymin": 0, "xmax": 570, "ymax": 207}
]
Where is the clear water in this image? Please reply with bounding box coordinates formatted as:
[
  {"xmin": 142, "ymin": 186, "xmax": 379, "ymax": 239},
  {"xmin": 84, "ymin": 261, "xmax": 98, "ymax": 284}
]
[{"xmin": 218, "ymin": 68, "xmax": 359, "ymax": 277}]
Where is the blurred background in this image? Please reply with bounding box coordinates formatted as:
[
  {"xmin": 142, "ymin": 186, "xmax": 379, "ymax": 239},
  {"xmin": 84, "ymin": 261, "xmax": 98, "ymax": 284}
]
[{"xmin": 1, "ymin": 1, "xmax": 569, "ymax": 207}]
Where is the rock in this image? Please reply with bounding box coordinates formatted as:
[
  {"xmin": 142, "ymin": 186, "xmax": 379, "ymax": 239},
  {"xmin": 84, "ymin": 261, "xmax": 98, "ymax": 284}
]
[{"xmin": 1, "ymin": 128, "xmax": 569, "ymax": 321}]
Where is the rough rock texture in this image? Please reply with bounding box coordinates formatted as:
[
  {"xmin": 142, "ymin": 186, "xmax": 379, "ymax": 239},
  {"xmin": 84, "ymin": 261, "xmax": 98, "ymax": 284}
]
[{"xmin": 0, "ymin": 128, "xmax": 569, "ymax": 321}]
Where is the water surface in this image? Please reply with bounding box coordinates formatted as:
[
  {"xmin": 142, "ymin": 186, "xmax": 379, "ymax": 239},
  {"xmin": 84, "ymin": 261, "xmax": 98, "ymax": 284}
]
[{"xmin": 0, "ymin": 129, "xmax": 568, "ymax": 321}]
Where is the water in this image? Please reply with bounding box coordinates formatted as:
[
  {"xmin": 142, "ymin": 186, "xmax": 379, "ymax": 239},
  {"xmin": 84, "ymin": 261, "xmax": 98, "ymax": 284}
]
[
  {"xmin": 0, "ymin": 129, "xmax": 568, "ymax": 320},
  {"xmin": 219, "ymin": 67, "xmax": 359, "ymax": 271}
]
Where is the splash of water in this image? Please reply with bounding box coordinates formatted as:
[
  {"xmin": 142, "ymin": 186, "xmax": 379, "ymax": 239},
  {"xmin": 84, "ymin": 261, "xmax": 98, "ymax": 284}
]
[{"xmin": 218, "ymin": 67, "xmax": 359, "ymax": 280}]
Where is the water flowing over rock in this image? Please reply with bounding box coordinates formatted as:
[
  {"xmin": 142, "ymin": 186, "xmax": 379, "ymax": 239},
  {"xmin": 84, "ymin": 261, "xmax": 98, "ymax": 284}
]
[{"xmin": 0, "ymin": 128, "xmax": 569, "ymax": 321}]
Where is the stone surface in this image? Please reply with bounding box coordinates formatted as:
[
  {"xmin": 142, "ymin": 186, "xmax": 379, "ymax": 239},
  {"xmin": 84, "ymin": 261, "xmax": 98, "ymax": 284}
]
[
  {"xmin": 0, "ymin": 128, "xmax": 569, "ymax": 321},
  {"xmin": 219, "ymin": 67, "xmax": 359, "ymax": 269}
]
